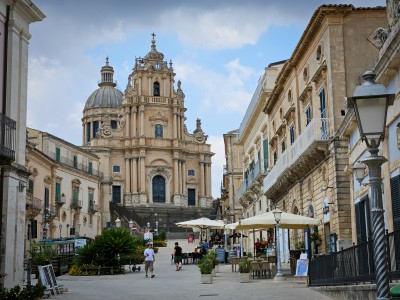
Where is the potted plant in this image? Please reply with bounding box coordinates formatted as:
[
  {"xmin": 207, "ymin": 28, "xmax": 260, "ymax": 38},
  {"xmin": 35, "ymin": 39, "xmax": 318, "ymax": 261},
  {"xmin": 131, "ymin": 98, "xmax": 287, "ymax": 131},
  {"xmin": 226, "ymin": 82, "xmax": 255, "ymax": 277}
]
[
  {"xmin": 207, "ymin": 251, "xmax": 219, "ymax": 273},
  {"xmin": 238, "ymin": 259, "xmax": 252, "ymax": 283},
  {"xmin": 197, "ymin": 257, "xmax": 213, "ymax": 284},
  {"xmin": 295, "ymin": 241, "xmax": 305, "ymax": 251}
]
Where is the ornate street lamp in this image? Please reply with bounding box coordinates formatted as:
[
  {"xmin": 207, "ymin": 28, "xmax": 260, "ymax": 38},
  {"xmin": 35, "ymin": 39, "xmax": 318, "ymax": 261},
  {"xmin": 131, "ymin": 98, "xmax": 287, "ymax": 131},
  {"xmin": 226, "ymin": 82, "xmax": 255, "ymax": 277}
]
[
  {"xmin": 155, "ymin": 221, "xmax": 159, "ymax": 234},
  {"xmin": 273, "ymin": 208, "xmax": 285, "ymax": 281},
  {"xmin": 353, "ymin": 162, "xmax": 367, "ymax": 184},
  {"xmin": 348, "ymin": 71, "xmax": 395, "ymax": 300},
  {"xmin": 129, "ymin": 219, "xmax": 134, "ymax": 229},
  {"xmin": 115, "ymin": 217, "xmax": 121, "ymax": 228},
  {"xmin": 147, "ymin": 222, "xmax": 150, "ymax": 229}
]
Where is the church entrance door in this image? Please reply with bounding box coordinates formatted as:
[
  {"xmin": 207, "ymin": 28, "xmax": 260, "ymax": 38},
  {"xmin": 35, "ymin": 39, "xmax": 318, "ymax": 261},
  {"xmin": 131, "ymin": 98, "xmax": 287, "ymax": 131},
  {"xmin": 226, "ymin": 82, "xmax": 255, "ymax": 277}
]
[{"xmin": 152, "ymin": 175, "xmax": 166, "ymax": 203}]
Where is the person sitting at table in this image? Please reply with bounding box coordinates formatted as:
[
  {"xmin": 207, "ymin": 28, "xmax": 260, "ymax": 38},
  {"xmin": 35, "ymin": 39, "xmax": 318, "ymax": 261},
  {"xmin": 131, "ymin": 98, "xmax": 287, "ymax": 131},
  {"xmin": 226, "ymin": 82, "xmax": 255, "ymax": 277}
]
[
  {"xmin": 255, "ymin": 238, "xmax": 262, "ymax": 254},
  {"xmin": 201, "ymin": 239, "xmax": 209, "ymax": 249}
]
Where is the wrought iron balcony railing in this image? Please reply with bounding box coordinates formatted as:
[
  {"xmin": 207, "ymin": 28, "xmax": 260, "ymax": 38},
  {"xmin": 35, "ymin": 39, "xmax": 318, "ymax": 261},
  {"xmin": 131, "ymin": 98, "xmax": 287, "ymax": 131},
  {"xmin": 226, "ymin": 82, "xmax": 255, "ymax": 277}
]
[
  {"xmin": 70, "ymin": 199, "xmax": 83, "ymax": 210},
  {"xmin": 88, "ymin": 204, "xmax": 98, "ymax": 214},
  {"xmin": 0, "ymin": 113, "xmax": 16, "ymax": 165}
]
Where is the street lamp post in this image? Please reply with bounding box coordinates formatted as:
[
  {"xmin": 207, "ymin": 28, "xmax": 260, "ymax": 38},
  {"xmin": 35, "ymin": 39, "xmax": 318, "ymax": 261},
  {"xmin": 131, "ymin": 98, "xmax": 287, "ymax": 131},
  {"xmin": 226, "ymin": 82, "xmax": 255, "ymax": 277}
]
[
  {"xmin": 115, "ymin": 217, "xmax": 121, "ymax": 228},
  {"xmin": 59, "ymin": 224, "xmax": 62, "ymax": 238},
  {"xmin": 147, "ymin": 222, "xmax": 150, "ymax": 230},
  {"xmin": 273, "ymin": 208, "xmax": 285, "ymax": 281},
  {"xmin": 155, "ymin": 221, "xmax": 159, "ymax": 234},
  {"xmin": 348, "ymin": 71, "xmax": 395, "ymax": 300}
]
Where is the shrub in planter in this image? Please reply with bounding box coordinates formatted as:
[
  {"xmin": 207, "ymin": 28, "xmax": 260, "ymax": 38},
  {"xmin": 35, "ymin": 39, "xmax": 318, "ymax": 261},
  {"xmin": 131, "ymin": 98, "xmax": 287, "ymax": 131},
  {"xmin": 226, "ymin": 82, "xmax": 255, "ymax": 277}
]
[
  {"xmin": 198, "ymin": 257, "xmax": 213, "ymax": 275},
  {"xmin": 239, "ymin": 259, "xmax": 252, "ymax": 273}
]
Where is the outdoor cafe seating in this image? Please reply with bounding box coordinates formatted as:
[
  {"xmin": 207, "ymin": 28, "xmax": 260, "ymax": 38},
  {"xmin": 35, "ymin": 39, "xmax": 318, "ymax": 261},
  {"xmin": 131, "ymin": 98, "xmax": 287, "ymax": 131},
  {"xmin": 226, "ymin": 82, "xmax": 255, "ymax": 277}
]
[{"xmin": 251, "ymin": 260, "xmax": 272, "ymax": 279}]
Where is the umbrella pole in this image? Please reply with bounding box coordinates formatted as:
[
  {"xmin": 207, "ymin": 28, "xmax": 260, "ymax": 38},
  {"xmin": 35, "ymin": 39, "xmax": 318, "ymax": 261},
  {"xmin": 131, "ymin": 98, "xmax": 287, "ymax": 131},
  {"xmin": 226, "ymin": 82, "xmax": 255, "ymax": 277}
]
[{"xmin": 253, "ymin": 230, "xmax": 256, "ymax": 260}]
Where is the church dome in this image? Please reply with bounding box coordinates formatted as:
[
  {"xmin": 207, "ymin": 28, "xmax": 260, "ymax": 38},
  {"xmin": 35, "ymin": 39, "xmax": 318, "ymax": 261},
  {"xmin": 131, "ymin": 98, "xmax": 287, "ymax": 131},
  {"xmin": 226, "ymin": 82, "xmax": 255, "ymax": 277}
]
[{"xmin": 84, "ymin": 58, "xmax": 123, "ymax": 109}]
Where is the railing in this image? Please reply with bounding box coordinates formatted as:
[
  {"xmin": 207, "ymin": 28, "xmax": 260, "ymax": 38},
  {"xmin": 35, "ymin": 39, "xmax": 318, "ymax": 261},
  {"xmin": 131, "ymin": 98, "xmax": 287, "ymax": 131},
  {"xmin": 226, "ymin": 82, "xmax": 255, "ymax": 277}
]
[
  {"xmin": 46, "ymin": 151, "xmax": 103, "ymax": 177},
  {"xmin": 143, "ymin": 96, "xmax": 171, "ymax": 105},
  {"xmin": 55, "ymin": 195, "xmax": 66, "ymax": 206},
  {"xmin": 0, "ymin": 113, "xmax": 16, "ymax": 164},
  {"xmin": 237, "ymin": 161, "xmax": 264, "ymax": 199},
  {"xmin": 70, "ymin": 199, "xmax": 83, "ymax": 209},
  {"xmin": 309, "ymin": 229, "xmax": 400, "ymax": 286},
  {"xmin": 88, "ymin": 204, "xmax": 98, "ymax": 213},
  {"xmin": 264, "ymin": 118, "xmax": 330, "ymax": 193}
]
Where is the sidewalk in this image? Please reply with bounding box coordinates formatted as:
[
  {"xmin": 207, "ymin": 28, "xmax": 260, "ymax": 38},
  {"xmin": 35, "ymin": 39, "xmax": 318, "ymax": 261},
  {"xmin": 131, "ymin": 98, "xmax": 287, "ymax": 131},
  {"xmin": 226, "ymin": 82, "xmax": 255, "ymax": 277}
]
[{"xmin": 52, "ymin": 239, "xmax": 331, "ymax": 300}]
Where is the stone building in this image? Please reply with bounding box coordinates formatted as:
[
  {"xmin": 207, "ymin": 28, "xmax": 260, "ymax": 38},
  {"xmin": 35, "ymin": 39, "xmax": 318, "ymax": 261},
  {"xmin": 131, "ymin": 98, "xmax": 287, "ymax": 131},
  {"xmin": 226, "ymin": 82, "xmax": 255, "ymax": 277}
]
[
  {"xmin": 0, "ymin": 0, "xmax": 44, "ymax": 287},
  {"xmin": 26, "ymin": 128, "xmax": 102, "ymax": 245},
  {"xmin": 224, "ymin": 5, "xmax": 388, "ymax": 259},
  {"xmin": 82, "ymin": 35, "xmax": 214, "ymax": 232},
  {"xmin": 235, "ymin": 60, "xmax": 285, "ymax": 253},
  {"xmin": 260, "ymin": 5, "xmax": 386, "ymax": 256}
]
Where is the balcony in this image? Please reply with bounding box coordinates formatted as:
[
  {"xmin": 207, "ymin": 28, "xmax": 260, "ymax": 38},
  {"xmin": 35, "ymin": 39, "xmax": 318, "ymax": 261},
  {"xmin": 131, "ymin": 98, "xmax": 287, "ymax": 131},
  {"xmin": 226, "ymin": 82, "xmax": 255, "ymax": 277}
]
[
  {"xmin": 26, "ymin": 196, "xmax": 42, "ymax": 219},
  {"xmin": 88, "ymin": 204, "xmax": 98, "ymax": 214},
  {"xmin": 44, "ymin": 204, "xmax": 57, "ymax": 222},
  {"xmin": 55, "ymin": 195, "xmax": 66, "ymax": 206},
  {"xmin": 237, "ymin": 161, "xmax": 266, "ymax": 200},
  {"xmin": 70, "ymin": 199, "xmax": 83, "ymax": 210},
  {"xmin": 263, "ymin": 118, "xmax": 331, "ymax": 200},
  {"xmin": 46, "ymin": 151, "xmax": 103, "ymax": 177},
  {"xmin": 0, "ymin": 113, "xmax": 16, "ymax": 165}
]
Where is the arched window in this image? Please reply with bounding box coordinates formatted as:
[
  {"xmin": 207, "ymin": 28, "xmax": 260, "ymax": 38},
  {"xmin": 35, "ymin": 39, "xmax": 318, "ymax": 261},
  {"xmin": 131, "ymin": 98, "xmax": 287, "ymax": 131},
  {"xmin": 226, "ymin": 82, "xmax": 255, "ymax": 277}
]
[
  {"xmin": 155, "ymin": 124, "xmax": 163, "ymax": 138},
  {"xmin": 152, "ymin": 175, "xmax": 166, "ymax": 203},
  {"xmin": 153, "ymin": 81, "xmax": 160, "ymax": 96}
]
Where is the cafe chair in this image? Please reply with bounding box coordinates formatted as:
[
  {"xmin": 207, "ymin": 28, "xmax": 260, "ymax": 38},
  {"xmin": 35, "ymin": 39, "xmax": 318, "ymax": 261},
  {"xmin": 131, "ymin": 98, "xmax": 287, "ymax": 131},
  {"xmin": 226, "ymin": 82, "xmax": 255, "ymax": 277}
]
[{"xmin": 251, "ymin": 261, "xmax": 262, "ymax": 279}]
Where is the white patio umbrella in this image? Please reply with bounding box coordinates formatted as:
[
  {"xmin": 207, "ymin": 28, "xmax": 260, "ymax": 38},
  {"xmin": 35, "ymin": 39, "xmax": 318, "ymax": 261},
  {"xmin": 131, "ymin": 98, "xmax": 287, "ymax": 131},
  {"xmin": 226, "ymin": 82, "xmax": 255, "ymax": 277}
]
[
  {"xmin": 176, "ymin": 217, "xmax": 225, "ymax": 242},
  {"xmin": 175, "ymin": 217, "xmax": 225, "ymax": 229},
  {"xmin": 234, "ymin": 210, "xmax": 321, "ymax": 230}
]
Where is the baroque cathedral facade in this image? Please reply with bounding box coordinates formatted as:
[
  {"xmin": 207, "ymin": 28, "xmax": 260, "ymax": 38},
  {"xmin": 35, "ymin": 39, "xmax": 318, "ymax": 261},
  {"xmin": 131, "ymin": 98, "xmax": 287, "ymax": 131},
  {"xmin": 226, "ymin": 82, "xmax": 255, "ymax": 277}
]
[{"xmin": 82, "ymin": 35, "xmax": 214, "ymax": 231}]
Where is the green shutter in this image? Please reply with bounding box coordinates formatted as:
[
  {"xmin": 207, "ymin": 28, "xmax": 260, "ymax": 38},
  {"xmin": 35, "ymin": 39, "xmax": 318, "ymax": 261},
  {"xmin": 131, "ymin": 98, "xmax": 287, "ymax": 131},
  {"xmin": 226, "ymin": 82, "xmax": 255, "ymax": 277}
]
[
  {"xmin": 56, "ymin": 148, "xmax": 61, "ymax": 162},
  {"xmin": 73, "ymin": 187, "xmax": 79, "ymax": 201},
  {"xmin": 55, "ymin": 183, "xmax": 61, "ymax": 201},
  {"xmin": 89, "ymin": 192, "xmax": 93, "ymax": 207},
  {"xmin": 263, "ymin": 139, "xmax": 269, "ymax": 170}
]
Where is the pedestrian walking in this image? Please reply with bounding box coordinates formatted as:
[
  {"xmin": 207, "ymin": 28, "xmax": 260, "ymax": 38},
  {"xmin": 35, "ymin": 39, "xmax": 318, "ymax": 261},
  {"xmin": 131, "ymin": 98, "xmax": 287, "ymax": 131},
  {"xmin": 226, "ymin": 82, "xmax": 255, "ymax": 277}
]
[
  {"xmin": 144, "ymin": 242, "xmax": 155, "ymax": 278},
  {"xmin": 173, "ymin": 242, "xmax": 183, "ymax": 271}
]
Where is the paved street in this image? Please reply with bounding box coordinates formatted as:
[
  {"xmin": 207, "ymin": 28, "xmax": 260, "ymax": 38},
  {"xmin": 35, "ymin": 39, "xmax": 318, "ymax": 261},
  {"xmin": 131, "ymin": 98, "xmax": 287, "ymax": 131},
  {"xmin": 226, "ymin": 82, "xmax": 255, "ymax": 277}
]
[{"xmin": 50, "ymin": 239, "xmax": 331, "ymax": 300}]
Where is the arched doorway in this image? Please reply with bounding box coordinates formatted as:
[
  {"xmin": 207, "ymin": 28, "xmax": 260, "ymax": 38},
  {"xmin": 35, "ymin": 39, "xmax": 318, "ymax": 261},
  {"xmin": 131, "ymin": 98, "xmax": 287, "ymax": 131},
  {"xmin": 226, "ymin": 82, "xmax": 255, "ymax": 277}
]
[{"xmin": 152, "ymin": 175, "xmax": 166, "ymax": 203}]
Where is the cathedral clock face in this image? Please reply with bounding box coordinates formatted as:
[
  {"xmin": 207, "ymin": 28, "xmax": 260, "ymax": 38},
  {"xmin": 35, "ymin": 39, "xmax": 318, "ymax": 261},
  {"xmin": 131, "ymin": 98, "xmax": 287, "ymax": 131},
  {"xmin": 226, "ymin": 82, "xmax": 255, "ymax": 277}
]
[{"xmin": 153, "ymin": 62, "xmax": 162, "ymax": 71}]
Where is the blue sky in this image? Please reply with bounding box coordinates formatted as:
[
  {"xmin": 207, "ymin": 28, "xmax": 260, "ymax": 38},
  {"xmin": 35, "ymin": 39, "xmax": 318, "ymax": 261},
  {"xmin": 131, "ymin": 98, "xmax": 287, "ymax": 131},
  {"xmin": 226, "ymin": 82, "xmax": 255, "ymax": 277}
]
[{"xmin": 27, "ymin": 0, "xmax": 385, "ymax": 198}]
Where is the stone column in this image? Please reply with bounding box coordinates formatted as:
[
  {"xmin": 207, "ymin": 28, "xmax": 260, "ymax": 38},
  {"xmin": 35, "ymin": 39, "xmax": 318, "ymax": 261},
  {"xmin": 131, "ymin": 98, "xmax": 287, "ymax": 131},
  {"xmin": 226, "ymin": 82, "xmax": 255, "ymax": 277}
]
[
  {"xmin": 140, "ymin": 156, "xmax": 146, "ymax": 192},
  {"xmin": 132, "ymin": 107, "xmax": 137, "ymax": 138},
  {"xmin": 90, "ymin": 118, "xmax": 94, "ymax": 141},
  {"xmin": 200, "ymin": 161, "xmax": 205, "ymax": 197},
  {"xmin": 174, "ymin": 158, "xmax": 179, "ymax": 194},
  {"xmin": 125, "ymin": 158, "xmax": 131, "ymax": 193},
  {"xmin": 132, "ymin": 157, "xmax": 138, "ymax": 193},
  {"xmin": 125, "ymin": 107, "xmax": 130, "ymax": 138},
  {"xmin": 182, "ymin": 160, "xmax": 186, "ymax": 195},
  {"xmin": 173, "ymin": 111, "xmax": 178, "ymax": 139},
  {"xmin": 140, "ymin": 106, "xmax": 145, "ymax": 136}
]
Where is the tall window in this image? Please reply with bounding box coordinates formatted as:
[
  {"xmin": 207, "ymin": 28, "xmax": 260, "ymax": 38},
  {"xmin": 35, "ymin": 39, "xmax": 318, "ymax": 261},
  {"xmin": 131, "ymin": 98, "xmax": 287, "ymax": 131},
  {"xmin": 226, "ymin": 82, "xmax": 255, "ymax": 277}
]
[
  {"xmin": 281, "ymin": 140, "xmax": 286, "ymax": 153},
  {"xmin": 111, "ymin": 120, "xmax": 117, "ymax": 129},
  {"xmin": 155, "ymin": 124, "xmax": 163, "ymax": 138},
  {"xmin": 88, "ymin": 161, "xmax": 93, "ymax": 175},
  {"xmin": 188, "ymin": 188, "xmax": 196, "ymax": 206},
  {"xmin": 87, "ymin": 123, "xmax": 91, "ymax": 143},
  {"xmin": 56, "ymin": 147, "xmax": 61, "ymax": 162},
  {"xmin": 290, "ymin": 124, "xmax": 295, "ymax": 145},
  {"xmin": 112, "ymin": 186, "xmax": 121, "ymax": 203},
  {"xmin": 55, "ymin": 182, "xmax": 61, "ymax": 202},
  {"xmin": 319, "ymin": 88, "xmax": 328, "ymax": 138},
  {"xmin": 391, "ymin": 175, "xmax": 400, "ymax": 269},
  {"xmin": 93, "ymin": 121, "xmax": 99, "ymax": 137},
  {"xmin": 153, "ymin": 81, "xmax": 160, "ymax": 96},
  {"xmin": 89, "ymin": 190, "xmax": 94, "ymax": 209},
  {"xmin": 263, "ymin": 139, "xmax": 269, "ymax": 171},
  {"xmin": 152, "ymin": 175, "xmax": 166, "ymax": 203},
  {"xmin": 73, "ymin": 186, "xmax": 79, "ymax": 201},
  {"xmin": 273, "ymin": 151, "xmax": 277, "ymax": 165},
  {"xmin": 73, "ymin": 155, "xmax": 78, "ymax": 168},
  {"xmin": 305, "ymin": 106, "xmax": 311, "ymax": 126}
]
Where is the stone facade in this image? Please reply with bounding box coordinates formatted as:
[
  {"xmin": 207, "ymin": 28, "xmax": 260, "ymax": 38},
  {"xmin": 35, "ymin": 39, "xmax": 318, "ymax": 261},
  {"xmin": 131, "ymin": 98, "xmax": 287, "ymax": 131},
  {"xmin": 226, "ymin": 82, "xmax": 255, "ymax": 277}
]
[
  {"xmin": 225, "ymin": 5, "xmax": 387, "ymax": 259},
  {"xmin": 0, "ymin": 0, "xmax": 44, "ymax": 288},
  {"xmin": 82, "ymin": 36, "xmax": 214, "ymax": 230},
  {"xmin": 26, "ymin": 128, "xmax": 102, "ymax": 243}
]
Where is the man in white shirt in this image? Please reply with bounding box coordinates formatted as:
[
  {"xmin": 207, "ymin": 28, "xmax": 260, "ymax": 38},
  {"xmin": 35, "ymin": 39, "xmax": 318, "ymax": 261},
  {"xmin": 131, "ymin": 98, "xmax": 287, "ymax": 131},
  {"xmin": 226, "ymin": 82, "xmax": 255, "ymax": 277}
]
[{"xmin": 144, "ymin": 242, "xmax": 155, "ymax": 278}]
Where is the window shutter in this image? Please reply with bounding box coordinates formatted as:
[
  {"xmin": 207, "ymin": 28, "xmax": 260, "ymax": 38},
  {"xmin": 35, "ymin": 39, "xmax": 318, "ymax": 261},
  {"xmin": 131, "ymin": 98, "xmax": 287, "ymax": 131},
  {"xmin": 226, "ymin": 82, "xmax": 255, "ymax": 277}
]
[
  {"xmin": 55, "ymin": 183, "xmax": 61, "ymax": 201},
  {"xmin": 391, "ymin": 175, "xmax": 400, "ymax": 231},
  {"xmin": 263, "ymin": 139, "xmax": 269, "ymax": 170}
]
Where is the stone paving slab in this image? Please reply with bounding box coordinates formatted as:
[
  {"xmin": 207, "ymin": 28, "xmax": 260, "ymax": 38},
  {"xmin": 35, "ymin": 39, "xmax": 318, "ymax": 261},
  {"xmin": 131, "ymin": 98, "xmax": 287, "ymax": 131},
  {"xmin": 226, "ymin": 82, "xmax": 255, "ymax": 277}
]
[{"xmin": 52, "ymin": 239, "xmax": 332, "ymax": 300}]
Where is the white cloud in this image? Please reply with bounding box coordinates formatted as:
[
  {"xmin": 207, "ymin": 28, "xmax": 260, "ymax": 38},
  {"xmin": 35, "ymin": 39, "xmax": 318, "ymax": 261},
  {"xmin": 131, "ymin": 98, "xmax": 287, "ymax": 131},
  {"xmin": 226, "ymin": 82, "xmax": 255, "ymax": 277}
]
[
  {"xmin": 174, "ymin": 58, "xmax": 258, "ymax": 113},
  {"xmin": 209, "ymin": 135, "xmax": 226, "ymax": 198}
]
